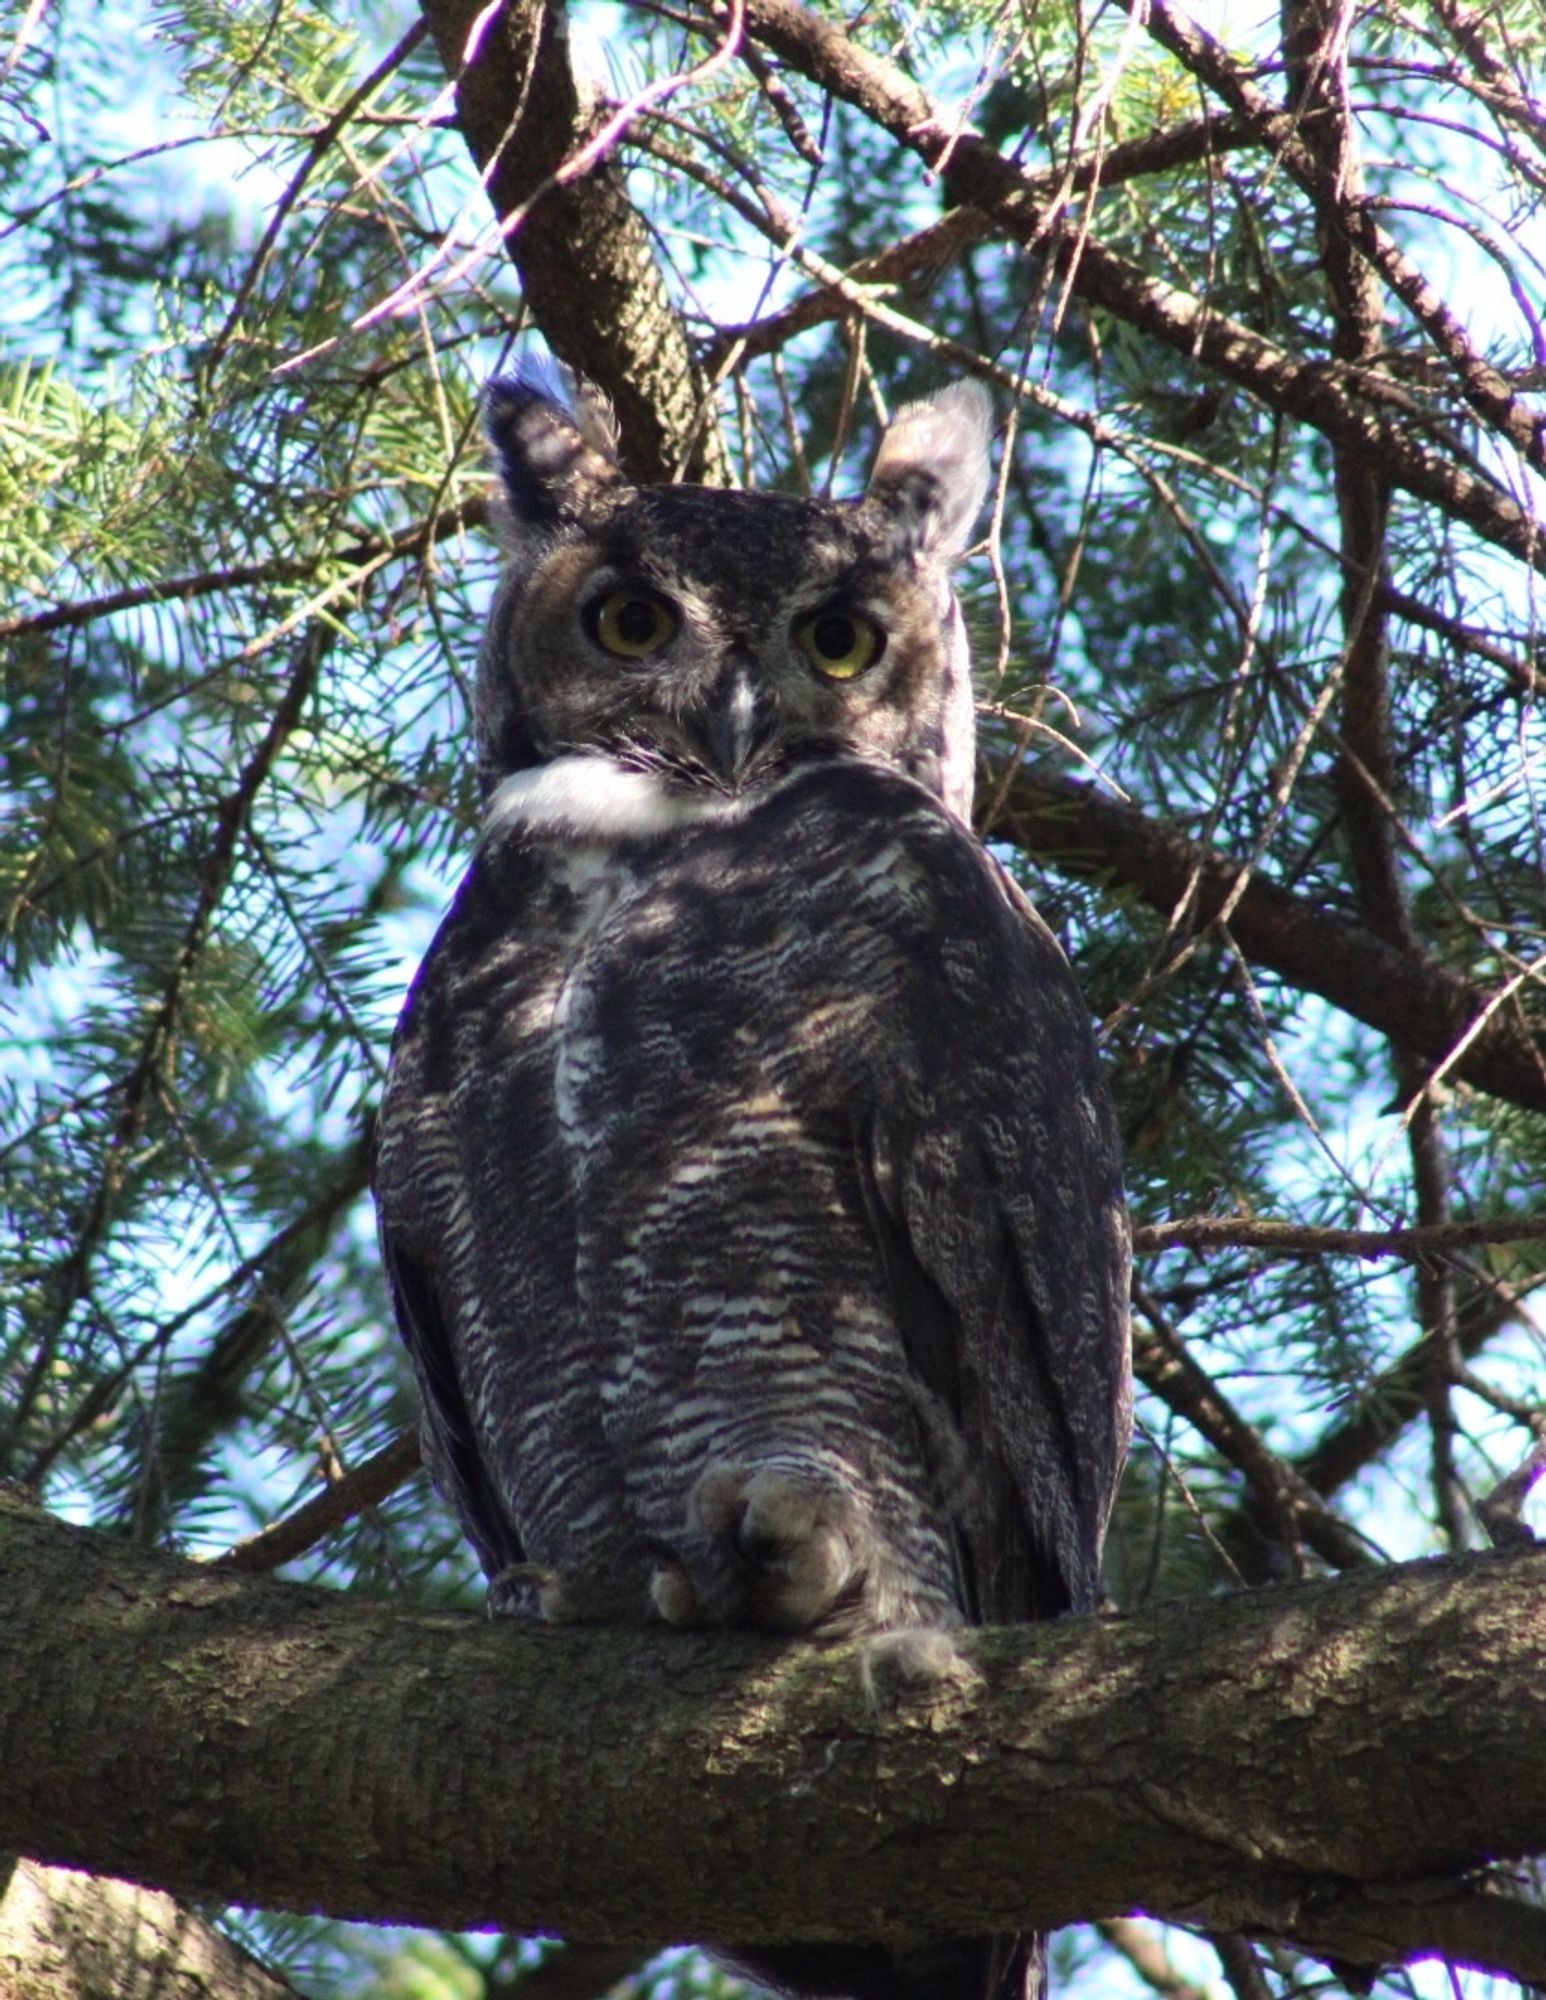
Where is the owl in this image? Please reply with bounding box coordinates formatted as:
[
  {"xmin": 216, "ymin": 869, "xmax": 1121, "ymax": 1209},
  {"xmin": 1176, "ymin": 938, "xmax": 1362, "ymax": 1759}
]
[{"xmin": 373, "ymin": 375, "xmax": 1132, "ymax": 2000}]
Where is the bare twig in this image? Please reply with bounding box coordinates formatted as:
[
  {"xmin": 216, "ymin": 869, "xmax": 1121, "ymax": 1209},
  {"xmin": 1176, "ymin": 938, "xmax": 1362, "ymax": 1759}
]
[
  {"xmin": 1476, "ymin": 1440, "xmax": 1546, "ymax": 1548},
  {"xmin": 211, "ymin": 1430, "xmax": 423, "ymax": 1574},
  {"xmin": 1133, "ymin": 1213, "xmax": 1546, "ymax": 1260},
  {"xmin": 0, "ymin": 499, "xmax": 487, "ymax": 644},
  {"xmin": 733, "ymin": 0, "xmax": 1546, "ymax": 574},
  {"xmin": 1145, "ymin": 0, "xmax": 1546, "ymax": 479},
  {"xmin": 992, "ymin": 763, "xmax": 1546, "ymax": 1116},
  {"xmin": 1132, "ymin": 1284, "xmax": 1377, "ymax": 1576},
  {"xmin": 1296, "ymin": 1278, "xmax": 1544, "ymax": 1500}
]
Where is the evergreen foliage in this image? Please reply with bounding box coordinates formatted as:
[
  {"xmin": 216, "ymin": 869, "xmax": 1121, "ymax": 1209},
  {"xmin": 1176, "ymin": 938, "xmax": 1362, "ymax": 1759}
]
[{"xmin": 1, "ymin": 0, "xmax": 1542, "ymax": 1995}]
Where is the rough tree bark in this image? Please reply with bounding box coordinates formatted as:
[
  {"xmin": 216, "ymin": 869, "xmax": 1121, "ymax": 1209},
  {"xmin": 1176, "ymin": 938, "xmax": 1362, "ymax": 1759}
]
[
  {"xmin": 2, "ymin": 1496, "xmax": 1544, "ymax": 1983},
  {"xmin": 0, "ymin": 1860, "xmax": 302, "ymax": 2000},
  {"xmin": 419, "ymin": 0, "xmax": 731, "ymax": 484}
]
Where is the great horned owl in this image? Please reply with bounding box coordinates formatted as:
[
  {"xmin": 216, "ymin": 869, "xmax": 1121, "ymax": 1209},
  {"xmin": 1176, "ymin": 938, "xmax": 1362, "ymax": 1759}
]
[{"xmin": 373, "ymin": 376, "xmax": 1131, "ymax": 2000}]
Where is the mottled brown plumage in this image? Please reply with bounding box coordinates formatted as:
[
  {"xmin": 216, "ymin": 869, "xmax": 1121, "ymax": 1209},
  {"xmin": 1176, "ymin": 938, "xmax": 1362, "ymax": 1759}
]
[{"xmin": 374, "ymin": 377, "xmax": 1131, "ymax": 2000}]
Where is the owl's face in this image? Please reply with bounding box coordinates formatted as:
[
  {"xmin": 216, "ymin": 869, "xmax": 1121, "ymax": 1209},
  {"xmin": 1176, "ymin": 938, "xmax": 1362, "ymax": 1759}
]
[{"xmin": 475, "ymin": 379, "xmax": 992, "ymax": 827}]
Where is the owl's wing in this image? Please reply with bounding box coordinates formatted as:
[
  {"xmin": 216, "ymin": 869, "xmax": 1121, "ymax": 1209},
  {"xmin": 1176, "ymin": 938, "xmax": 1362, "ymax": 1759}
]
[
  {"xmin": 379, "ymin": 1221, "xmax": 526, "ymax": 1583},
  {"xmin": 373, "ymin": 860, "xmax": 542, "ymax": 1590},
  {"xmin": 854, "ymin": 810, "xmax": 1131, "ymax": 1624}
]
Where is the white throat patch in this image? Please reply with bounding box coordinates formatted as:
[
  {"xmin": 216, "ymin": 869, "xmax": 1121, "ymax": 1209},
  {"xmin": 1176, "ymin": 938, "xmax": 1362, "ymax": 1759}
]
[{"xmin": 486, "ymin": 756, "xmax": 743, "ymax": 844}]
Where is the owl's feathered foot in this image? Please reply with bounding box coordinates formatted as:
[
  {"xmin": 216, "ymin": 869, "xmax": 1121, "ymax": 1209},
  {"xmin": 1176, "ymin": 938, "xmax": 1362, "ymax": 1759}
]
[
  {"xmin": 858, "ymin": 1625, "xmax": 982, "ymax": 1711},
  {"xmin": 650, "ymin": 1462, "xmax": 872, "ymax": 1634}
]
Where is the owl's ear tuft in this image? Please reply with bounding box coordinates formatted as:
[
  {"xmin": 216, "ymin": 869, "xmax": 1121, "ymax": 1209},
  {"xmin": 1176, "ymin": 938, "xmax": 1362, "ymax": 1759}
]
[
  {"xmin": 866, "ymin": 381, "xmax": 993, "ymax": 560},
  {"xmin": 484, "ymin": 373, "xmax": 626, "ymax": 535}
]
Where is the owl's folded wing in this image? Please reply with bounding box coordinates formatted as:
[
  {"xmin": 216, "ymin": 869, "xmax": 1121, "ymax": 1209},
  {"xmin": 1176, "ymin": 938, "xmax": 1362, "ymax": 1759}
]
[
  {"xmin": 379, "ymin": 1221, "xmax": 528, "ymax": 1584},
  {"xmin": 858, "ymin": 835, "xmax": 1132, "ymax": 1623}
]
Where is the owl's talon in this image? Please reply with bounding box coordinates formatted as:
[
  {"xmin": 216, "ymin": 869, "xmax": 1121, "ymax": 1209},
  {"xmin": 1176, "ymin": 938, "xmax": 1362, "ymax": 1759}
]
[
  {"xmin": 490, "ymin": 1561, "xmax": 578, "ymax": 1622},
  {"xmin": 650, "ymin": 1555, "xmax": 699, "ymax": 1627},
  {"xmin": 689, "ymin": 1462, "xmax": 868, "ymax": 1633},
  {"xmin": 859, "ymin": 1627, "xmax": 981, "ymax": 1712}
]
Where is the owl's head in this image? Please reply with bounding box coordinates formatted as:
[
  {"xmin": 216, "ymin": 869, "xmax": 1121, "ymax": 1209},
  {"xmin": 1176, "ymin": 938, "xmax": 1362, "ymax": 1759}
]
[{"xmin": 475, "ymin": 375, "xmax": 992, "ymax": 831}]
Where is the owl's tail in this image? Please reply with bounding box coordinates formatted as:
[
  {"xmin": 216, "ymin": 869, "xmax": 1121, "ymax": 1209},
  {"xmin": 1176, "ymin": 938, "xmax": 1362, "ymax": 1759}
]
[{"xmin": 720, "ymin": 1932, "xmax": 1043, "ymax": 2000}]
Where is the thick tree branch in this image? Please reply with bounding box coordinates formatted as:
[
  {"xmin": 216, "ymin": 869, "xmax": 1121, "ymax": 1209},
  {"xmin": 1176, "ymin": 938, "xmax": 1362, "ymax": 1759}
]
[
  {"xmin": 730, "ymin": 0, "xmax": 1546, "ymax": 575},
  {"xmin": 1144, "ymin": 0, "xmax": 1546, "ymax": 479},
  {"xmin": 699, "ymin": 114, "xmax": 1255, "ymax": 372},
  {"xmin": 989, "ymin": 763, "xmax": 1546, "ymax": 1115},
  {"xmin": 2, "ymin": 1499, "xmax": 1544, "ymax": 1980},
  {"xmin": 420, "ymin": 0, "xmax": 729, "ymax": 481}
]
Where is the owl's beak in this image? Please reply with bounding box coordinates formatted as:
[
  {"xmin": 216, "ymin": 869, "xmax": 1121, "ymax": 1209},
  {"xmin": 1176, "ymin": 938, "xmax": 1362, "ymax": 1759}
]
[{"xmin": 696, "ymin": 662, "xmax": 767, "ymax": 786}]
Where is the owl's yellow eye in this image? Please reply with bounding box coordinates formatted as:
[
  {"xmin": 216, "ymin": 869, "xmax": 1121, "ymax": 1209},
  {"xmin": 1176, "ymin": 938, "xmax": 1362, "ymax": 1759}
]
[
  {"xmin": 590, "ymin": 588, "xmax": 677, "ymax": 659},
  {"xmin": 796, "ymin": 608, "xmax": 884, "ymax": 681}
]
